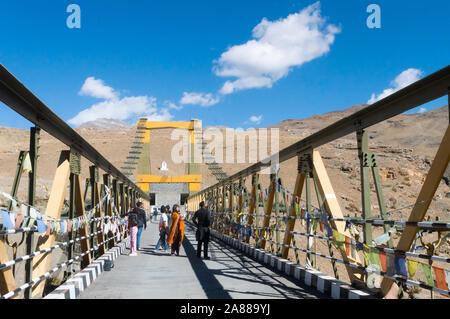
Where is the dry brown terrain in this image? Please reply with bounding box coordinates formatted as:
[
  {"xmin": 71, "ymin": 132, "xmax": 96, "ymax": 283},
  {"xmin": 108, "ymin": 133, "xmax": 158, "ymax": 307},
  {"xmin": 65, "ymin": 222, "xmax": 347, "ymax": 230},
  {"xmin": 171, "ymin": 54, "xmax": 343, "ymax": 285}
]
[{"xmin": 0, "ymin": 104, "xmax": 449, "ymax": 298}]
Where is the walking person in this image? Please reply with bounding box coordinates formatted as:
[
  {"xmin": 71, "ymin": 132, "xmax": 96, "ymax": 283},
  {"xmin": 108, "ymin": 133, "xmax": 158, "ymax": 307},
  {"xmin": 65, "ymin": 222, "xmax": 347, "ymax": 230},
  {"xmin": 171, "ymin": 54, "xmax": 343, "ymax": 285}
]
[
  {"xmin": 127, "ymin": 205, "xmax": 139, "ymax": 256},
  {"xmin": 153, "ymin": 207, "xmax": 158, "ymax": 222},
  {"xmin": 135, "ymin": 201, "xmax": 147, "ymax": 251},
  {"xmin": 155, "ymin": 205, "xmax": 169, "ymax": 252},
  {"xmin": 192, "ymin": 201, "xmax": 211, "ymax": 259},
  {"xmin": 167, "ymin": 204, "xmax": 184, "ymax": 256}
]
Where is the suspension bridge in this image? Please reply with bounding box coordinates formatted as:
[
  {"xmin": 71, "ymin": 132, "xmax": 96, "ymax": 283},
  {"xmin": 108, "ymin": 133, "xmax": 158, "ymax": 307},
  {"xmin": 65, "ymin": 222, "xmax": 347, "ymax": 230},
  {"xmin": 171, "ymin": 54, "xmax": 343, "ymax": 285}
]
[{"xmin": 0, "ymin": 63, "xmax": 449, "ymax": 300}]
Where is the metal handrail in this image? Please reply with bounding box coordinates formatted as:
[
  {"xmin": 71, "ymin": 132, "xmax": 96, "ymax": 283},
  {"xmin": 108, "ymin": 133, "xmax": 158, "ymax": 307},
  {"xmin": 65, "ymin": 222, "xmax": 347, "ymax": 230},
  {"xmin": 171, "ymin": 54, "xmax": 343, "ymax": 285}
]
[{"xmin": 192, "ymin": 65, "xmax": 450, "ymax": 196}]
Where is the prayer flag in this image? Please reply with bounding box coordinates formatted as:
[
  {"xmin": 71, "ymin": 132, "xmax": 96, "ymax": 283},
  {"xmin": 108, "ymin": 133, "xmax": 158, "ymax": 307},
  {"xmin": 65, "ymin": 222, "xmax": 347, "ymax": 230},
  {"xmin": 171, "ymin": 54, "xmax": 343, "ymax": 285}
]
[
  {"xmin": 363, "ymin": 244, "xmax": 370, "ymax": 266},
  {"xmin": 432, "ymin": 266, "xmax": 447, "ymax": 291},
  {"xmin": 378, "ymin": 250, "xmax": 386, "ymax": 272},
  {"xmin": 394, "ymin": 256, "xmax": 407, "ymax": 277},
  {"xmin": 27, "ymin": 217, "xmax": 36, "ymax": 228},
  {"xmin": 350, "ymin": 238, "xmax": 357, "ymax": 259},
  {"xmin": 386, "ymin": 251, "xmax": 395, "ymax": 276},
  {"xmin": 313, "ymin": 219, "xmax": 318, "ymax": 232},
  {"xmin": 421, "ymin": 263, "xmax": 434, "ymax": 287},
  {"xmin": 22, "ymin": 152, "xmax": 32, "ymax": 173},
  {"xmin": 9, "ymin": 211, "xmax": 16, "ymax": 228},
  {"xmin": 407, "ymin": 260, "xmax": 418, "ymax": 278},
  {"xmin": 1, "ymin": 209, "xmax": 14, "ymax": 229},
  {"xmin": 45, "ymin": 221, "xmax": 51, "ymax": 236},
  {"xmin": 370, "ymin": 247, "xmax": 381, "ymax": 267},
  {"xmin": 14, "ymin": 214, "xmax": 24, "ymax": 230},
  {"xmin": 319, "ymin": 221, "xmax": 324, "ymax": 233},
  {"xmin": 445, "ymin": 269, "xmax": 450, "ymax": 291},
  {"xmin": 356, "ymin": 241, "xmax": 364, "ymax": 251},
  {"xmin": 345, "ymin": 236, "xmax": 351, "ymax": 256},
  {"xmin": 373, "ymin": 232, "xmax": 391, "ymax": 245},
  {"xmin": 29, "ymin": 207, "xmax": 38, "ymax": 218},
  {"xmin": 333, "ymin": 230, "xmax": 345, "ymax": 251},
  {"xmin": 36, "ymin": 219, "xmax": 47, "ymax": 234}
]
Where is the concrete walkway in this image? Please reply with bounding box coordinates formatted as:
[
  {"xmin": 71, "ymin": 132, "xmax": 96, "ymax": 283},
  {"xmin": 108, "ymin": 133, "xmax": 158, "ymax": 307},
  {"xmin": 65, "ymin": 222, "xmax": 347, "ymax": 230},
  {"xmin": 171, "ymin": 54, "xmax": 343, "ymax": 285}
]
[{"xmin": 78, "ymin": 218, "xmax": 326, "ymax": 299}]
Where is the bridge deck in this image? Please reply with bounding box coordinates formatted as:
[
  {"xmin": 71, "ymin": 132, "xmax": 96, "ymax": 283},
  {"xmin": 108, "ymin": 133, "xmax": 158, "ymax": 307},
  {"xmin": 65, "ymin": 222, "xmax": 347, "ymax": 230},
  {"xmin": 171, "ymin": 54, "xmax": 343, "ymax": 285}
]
[{"xmin": 78, "ymin": 219, "xmax": 327, "ymax": 299}]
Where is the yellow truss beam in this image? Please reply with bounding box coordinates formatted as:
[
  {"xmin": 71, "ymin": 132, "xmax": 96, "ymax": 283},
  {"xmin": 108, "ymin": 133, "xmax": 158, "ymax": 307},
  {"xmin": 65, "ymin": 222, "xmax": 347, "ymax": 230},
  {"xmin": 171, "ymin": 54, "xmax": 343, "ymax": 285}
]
[
  {"xmin": 137, "ymin": 121, "xmax": 196, "ymax": 130},
  {"xmin": 137, "ymin": 174, "xmax": 202, "ymax": 183}
]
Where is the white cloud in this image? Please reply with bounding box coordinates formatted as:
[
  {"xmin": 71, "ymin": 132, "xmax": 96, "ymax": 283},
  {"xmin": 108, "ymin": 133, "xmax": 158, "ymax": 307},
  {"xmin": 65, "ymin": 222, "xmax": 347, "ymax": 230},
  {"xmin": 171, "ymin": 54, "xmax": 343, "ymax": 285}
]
[
  {"xmin": 79, "ymin": 77, "xmax": 118, "ymax": 100},
  {"xmin": 179, "ymin": 92, "xmax": 220, "ymax": 107},
  {"xmin": 165, "ymin": 101, "xmax": 183, "ymax": 111},
  {"xmin": 214, "ymin": 2, "xmax": 340, "ymax": 95},
  {"xmin": 142, "ymin": 108, "xmax": 174, "ymax": 121},
  {"xmin": 418, "ymin": 107, "xmax": 427, "ymax": 114},
  {"xmin": 69, "ymin": 77, "xmax": 173, "ymax": 126},
  {"xmin": 249, "ymin": 115, "xmax": 263, "ymax": 124},
  {"xmin": 368, "ymin": 68, "xmax": 423, "ymax": 104}
]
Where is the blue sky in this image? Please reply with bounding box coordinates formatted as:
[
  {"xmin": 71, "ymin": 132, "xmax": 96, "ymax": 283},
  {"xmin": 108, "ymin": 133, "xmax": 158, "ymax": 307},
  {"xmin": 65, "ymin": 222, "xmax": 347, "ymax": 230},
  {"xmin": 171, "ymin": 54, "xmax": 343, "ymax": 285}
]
[{"xmin": 0, "ymin": 0, "xmax": 449, "ymax": 129}]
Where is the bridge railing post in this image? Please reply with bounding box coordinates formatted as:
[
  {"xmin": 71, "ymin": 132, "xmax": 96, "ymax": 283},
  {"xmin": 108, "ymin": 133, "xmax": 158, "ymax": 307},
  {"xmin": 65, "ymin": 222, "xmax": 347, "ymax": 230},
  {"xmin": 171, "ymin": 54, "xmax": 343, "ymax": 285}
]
[
  {"xmin": 31, "ymin": 151, "xmax": 71, "ymax": 298},
  {"xmin": 90, "ymin": 166, "xmax": 106, "ymax": 258},
  {"xmin": 260, "ymin": 174, "xmax": 275, "ymax": 250},
  {"xmin": 245, "ymin": 174, "xmax": 258, "ymax": 244}
]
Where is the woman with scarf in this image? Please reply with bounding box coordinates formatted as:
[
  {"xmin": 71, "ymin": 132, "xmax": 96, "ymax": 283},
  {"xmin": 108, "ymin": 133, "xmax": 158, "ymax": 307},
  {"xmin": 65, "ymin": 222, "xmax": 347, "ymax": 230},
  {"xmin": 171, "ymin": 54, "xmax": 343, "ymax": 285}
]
[{"xmin": 167, "ymin": 204, "xmax": 184, "ymax": 256}]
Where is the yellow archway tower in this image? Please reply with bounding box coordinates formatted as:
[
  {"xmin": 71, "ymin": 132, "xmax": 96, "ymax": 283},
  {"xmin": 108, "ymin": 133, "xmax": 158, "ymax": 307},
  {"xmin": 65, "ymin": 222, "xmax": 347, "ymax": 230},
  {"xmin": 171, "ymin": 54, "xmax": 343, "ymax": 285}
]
[{"xmin": 135, "ymin": 118, "xmax": 202, "ymax": 198}]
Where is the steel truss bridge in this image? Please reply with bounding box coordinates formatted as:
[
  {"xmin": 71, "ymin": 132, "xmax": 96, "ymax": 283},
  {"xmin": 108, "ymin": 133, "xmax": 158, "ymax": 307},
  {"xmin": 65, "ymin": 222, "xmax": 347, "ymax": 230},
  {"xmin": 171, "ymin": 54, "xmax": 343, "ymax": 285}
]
[{"xmin": 0, "ymin": 64, "xmax": 449, "ymax": 299}]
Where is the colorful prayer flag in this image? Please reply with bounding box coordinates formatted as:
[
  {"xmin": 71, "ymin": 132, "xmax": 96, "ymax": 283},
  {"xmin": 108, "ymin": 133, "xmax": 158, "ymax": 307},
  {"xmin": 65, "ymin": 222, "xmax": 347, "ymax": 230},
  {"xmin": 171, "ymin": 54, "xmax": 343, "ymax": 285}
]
[
  {"xmin": 14, "ymin": 214, "xmax": 24, "ymax": 230},
  {"xmin": 313, "ymin": 219, "xmax": 318, "ymax": 232},
  {"xmin": 27, "ymin": 217, "xmax": 36, "ymax": 229},
  {"xmin": 370, "ymin": 247, "xmax": 381, "ymax": 267},
  {"xmin": 345, "ymin": 236, "xmax": 351, "ymax": 256},
  {"xmin": 333, "ymin": 230, "xmax": 345, "ymax": 251},
  {"xmin": 36, "ymin": 219, "xmax": 47, "ymax": 234},
  {"xmin": 394, "ymin": 256, "xmax": 407, "ymax": 277},
  {"xmin": 432, "ymin": 266, "xmax": 447, "ymax": 291},
  {"xmin": 363, "ymin": 244, "xmax": 370, "ymax": 266},
  {"xmin": 45, "ymin": 221, "xmax": 51, "ymax": 236},
  {"xmin": 1, "ymin": 209, "xmax": 14, "ymax": 229},
  {"xmin": 350, "ymin": 238, "xmax": 357, "ymax": 259},
  {"xmin": 29, "ymin": 207, "xmax": 38, "ymax": 218},
  {"xmin": 445, "ymin": 269, "xmax": 450, "ymax": 291},
  {"xmin": 378, "ymin": 250, "xmax": 387, "ymax": 272},
  {"xmin": 407, "ymin": 260, "xmax": 418, "ymax": 278},
  {"xmin": 421, "ymin": 263, "xmax": 434, "ymax": 287},
  {"xmin": 386, "ymin": 251, "xmax": 395, "ymax": 276}
]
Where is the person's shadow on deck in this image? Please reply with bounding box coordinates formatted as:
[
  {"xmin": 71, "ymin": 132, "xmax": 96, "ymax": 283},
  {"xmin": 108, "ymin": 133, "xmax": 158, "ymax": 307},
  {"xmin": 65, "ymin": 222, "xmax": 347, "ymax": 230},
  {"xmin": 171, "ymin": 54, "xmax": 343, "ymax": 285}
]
[{"xmin": 182, "ymin": 226, "xmax": 232, "ymax": 299}]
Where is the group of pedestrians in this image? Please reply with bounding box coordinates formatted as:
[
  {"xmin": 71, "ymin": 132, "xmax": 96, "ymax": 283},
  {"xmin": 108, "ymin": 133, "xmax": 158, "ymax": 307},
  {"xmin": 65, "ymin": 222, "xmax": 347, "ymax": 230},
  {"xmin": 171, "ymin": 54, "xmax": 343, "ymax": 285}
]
[{"xmin": 125, "ymin": 200, "xmax": 211, "ymax": 259}]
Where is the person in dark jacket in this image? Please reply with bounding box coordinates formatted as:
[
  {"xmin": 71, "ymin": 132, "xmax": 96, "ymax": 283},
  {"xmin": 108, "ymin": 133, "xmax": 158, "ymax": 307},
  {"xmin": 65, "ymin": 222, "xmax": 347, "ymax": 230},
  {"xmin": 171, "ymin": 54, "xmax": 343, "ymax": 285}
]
[
  {"xmin": 135, "ymin": 201, "xmax": 147, "ymax": 251},
  {"xmin": 192, "ymin": 201, "xmax": 211, "ymax": 259}
]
